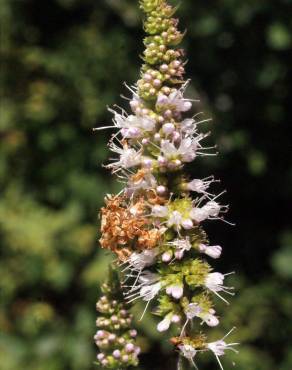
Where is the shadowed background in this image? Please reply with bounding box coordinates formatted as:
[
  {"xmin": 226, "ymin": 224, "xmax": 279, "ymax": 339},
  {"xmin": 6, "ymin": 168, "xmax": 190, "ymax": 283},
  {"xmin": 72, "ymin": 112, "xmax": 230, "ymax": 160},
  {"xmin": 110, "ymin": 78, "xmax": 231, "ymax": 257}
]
[{"xmin": 1, "ymin": 0, "xmax": 292, "ymax": 369}]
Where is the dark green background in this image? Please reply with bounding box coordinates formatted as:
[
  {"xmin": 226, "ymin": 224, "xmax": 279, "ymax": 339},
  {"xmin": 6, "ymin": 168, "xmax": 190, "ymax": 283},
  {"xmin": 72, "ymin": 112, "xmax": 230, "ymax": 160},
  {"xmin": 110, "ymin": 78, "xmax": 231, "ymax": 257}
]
[{"xmin": 1, "ymin": 0, "xmax": 292, "ymax": 369}]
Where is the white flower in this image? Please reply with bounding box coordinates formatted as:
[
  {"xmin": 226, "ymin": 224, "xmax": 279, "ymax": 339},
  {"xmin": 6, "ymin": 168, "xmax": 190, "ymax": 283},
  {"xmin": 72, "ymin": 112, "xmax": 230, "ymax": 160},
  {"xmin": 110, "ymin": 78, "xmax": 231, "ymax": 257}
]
[
  {"xmin": 199, "ymin": 244, "xmax": 222, "ymax": 259},
  {"xmin": 139, "ymin": 282, "xmax": 161, "ymax": 302},
  {"xmin": 186, "ymin": 179, "xmax": 209, "ymax": 193},
  {"xmin": 204, "ymin": 200, "xmax": 221, "ymax": 217},
  {"xmin": 179, "ymin": 343, "xmax": 197, "ymax": 359},
  {"xmin": 119, "ymin": 148, "xmax": 141, "ymax": 168},
  {"xmin": 207, "ymin": 328, "xmax": 239, "ymax": 370},
  {"xmin": 190, "ymin": 201, "xmax": 221, "ymax": 223},
  {"xmin": 178, "ymin": 344, "xmax": 198, "ymax": 369},
  {"xmin": 167, "ymin": 210, "xmax": 182, "ymax": 228},
  {"xmin": 168, "ymin": 237, "xmax": 192, "ymax": 259},
  {"xmin": 125, "ymin": 271, "xmax": 161, "ymax": 306},
  {"xmin": 160, "ymin": 140, "xmax": 177, "ymax": 158},
  {"xmin": 178, "ymin": 138, "xmax": 198, "ymax": 162},
  {"xmin": 170, "ymin": 237, "xmax": 192, "ymax": 252},
  {"xmin": 205, "ymin": 272, "xmax": 224, "ymax": 291},
  {"xmin": 157, "ymin": 313, "xmax": 172, "ymax": 332},
  {"xmin": 152, "ymin": 206, "xmax": 194, "ymax": 231},
  {"xmin": 190, "ymin": 206, "xmax": 210, "ymax": 223},
  {"xmin": 168, "ymin": 210, "xmax": 193, "ymax": 230},
  {"xmin": 166, "ymin": 284, "xmax": 184, "ymax": 299},
  {"xmin": 108, "ymin": 144, "xmax": 142, "ymax": 170},
  {"xmin": 198, "ymin": 311, "xmax": 219, "ymax": 327},
  {"xmin": 128, "ymin": 249, "xmax": 159, "ymax": 271},
  {"xmin": 205, "ymin": 272, "xmax": 234, "ymax": 304},
  {"xmin": 152, "ymin": 205, "xmax": 168, "ymax": 217},
  {"xmin": 138, "ymin": 271, "xmax": 159, "ymax": 285},
  {"xmin": 132, "ymin": 272, "xmax": 162, "ymax": 318},
  {"xmin": 180, "ymin": 303, "xmax": 202, "ymax": 335},
  {"xmin": 157, "ymin": 90, "xmax": 192, "ymax": 112},
  {"xmin": 160, "ymin": 138, "xmax": 197, "ymax": 163},
  {"xmin": 208, "ymin": 340, "xmax": 231, "ymax": 355},
  {"xmin": 180, "ymin": 118, "xmax": 197, "ymax": 135},
  {"xmin": 113, "ymin": 112, "xmax": 156, "ymax": 138},
  {"xmin": 182, "ymin": 303, "xmax": 219, "ymax": 329},
  {"xmin": 127, "ymin": 170, "xmax": 157, "ymax": 192}
]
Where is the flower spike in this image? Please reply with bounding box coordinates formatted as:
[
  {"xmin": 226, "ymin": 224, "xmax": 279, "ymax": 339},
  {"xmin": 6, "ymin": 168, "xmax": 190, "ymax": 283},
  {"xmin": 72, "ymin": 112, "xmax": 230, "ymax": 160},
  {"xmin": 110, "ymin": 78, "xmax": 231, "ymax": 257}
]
[{"xmin": 96, "ymin": 1, "xmax": 237, "ymax": 369}]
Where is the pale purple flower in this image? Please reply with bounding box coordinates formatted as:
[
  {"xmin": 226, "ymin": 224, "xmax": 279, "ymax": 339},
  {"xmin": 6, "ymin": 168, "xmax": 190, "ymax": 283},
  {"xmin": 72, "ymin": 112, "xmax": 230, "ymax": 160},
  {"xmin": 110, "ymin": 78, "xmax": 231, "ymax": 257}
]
[
  {"xmin": 185, "ymin": 303, "xmax": 202, "ymax": 320},
  {"xmin": 180, "ymin": 303, "xmax": 202, "ymax": 335},
  {"xmin": 156, "ymin": 91, "xmax": 192, "ymax": 112}
]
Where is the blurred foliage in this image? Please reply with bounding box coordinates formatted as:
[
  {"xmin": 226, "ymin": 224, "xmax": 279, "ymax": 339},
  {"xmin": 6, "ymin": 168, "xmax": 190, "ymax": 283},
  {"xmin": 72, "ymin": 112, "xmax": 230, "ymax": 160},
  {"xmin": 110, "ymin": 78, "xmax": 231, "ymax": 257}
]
[{"xmin": 0, "ymin": 0, "xmax": 291, "ymax": 369}]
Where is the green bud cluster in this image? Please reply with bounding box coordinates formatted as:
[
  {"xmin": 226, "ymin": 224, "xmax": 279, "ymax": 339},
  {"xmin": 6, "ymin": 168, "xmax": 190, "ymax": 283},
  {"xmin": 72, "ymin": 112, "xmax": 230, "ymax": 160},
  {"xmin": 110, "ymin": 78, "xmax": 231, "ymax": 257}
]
[
  {"xmin": 138, "ymin": 0, "xmax": 185, "ymax": 101},
  {"xmin": 94, "ymin": 269, "xmax": 140, "ymax": 369}
]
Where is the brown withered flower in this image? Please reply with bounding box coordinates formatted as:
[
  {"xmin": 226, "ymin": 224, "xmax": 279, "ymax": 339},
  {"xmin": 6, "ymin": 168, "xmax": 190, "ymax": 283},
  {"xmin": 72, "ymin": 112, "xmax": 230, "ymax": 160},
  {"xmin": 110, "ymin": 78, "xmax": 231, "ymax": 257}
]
[{"xmin": 99, "ymin": 194, "xmax": 163, "ymax": 260}]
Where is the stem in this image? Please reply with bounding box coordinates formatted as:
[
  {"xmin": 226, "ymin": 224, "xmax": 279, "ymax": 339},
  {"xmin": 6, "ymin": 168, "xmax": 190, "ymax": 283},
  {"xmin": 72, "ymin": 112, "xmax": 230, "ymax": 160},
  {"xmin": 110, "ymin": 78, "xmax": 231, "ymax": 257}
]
[{"xmin": 177, "ymin": 354, "xmax": 191, "ymax": 370}]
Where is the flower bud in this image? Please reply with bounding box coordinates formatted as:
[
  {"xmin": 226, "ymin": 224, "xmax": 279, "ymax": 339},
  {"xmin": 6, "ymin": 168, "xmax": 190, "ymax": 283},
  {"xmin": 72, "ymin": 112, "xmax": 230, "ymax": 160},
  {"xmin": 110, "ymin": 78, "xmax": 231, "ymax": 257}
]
[
  {"xmin": 171, "ymin": 314, "xmax": 181, "ymax": 323},
  {"xmin": 108, "ymin": 334, "xmax": 116, "ymax": 342},
  {"xmin": 125, "ymin": 343, "xmax": 135, "ymax": 353},
  {"xmin": 200, "ymin": 244, "xmax": 222, "ymax": 259},
  {"xmin": 181, "ymin": 218, "xmax": 193, "ymax": 230},
  {"xmin": 97, "ymin": 353, "xmax": 105, "ymax": 361},
  {"xmin": 122, "ymin": 355, "xmax": 129, "ymax": 362},
  {"xmin": 162, "ymin": 251, "xmax": 172, "ymax": 262},
  {"xmin": 162, "ymin": 123, "xmax": 175, "ymax": 135},
  {"xmin": 174, "ymin": 249, "xmax": 184, "ymax": 260},
  {"xmin": 156, "ymin": 185, "xmax": 167, "ymax": 195},
  {"xmin": 113, "ymin": 349, "xmax": 121, "ymax": 359}
]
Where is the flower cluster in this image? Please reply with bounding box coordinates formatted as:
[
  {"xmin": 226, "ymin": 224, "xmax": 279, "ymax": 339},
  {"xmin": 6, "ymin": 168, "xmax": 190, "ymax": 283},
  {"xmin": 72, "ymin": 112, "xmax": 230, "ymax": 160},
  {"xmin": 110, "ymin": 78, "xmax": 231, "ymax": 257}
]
[
  {"xmin": 94, "ymin": 268, "xmax": 140, "ymax": 369},
  {"xmin": 96, "ymin": 0, "xmax": 238, "ymax": 369}
]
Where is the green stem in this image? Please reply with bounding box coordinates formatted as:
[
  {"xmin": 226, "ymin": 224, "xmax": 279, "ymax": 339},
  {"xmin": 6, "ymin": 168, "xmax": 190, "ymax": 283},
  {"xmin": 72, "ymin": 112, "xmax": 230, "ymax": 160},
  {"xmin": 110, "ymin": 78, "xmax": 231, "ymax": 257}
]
[{"xmin": 177, "ymin": 354, "xmax": 192, "ymax": 370}]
